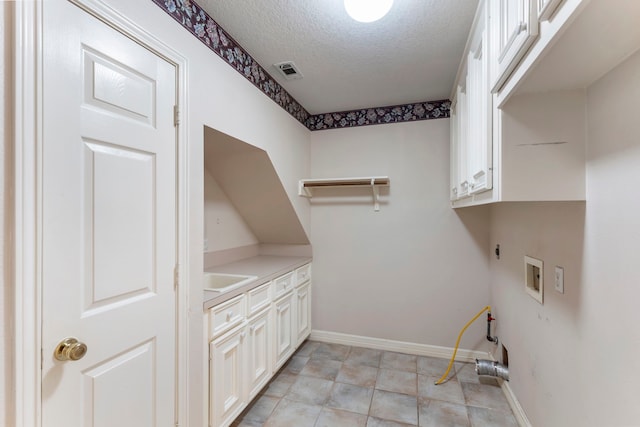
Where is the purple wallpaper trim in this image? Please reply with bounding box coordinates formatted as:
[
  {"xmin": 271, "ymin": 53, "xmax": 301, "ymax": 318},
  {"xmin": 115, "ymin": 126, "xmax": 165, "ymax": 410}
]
[
  {"xmin": 151, "ymin": 0, "xmax": 450, "ymax": 131},
  {"xmin": 306, "ymin": 100, "xmax": 450, "ymax": 131}
]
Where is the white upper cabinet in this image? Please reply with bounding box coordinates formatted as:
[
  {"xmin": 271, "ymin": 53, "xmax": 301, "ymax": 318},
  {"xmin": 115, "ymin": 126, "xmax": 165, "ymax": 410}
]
[
  {"xmin": 450, "ymin": 0, "xmax": 640, "ymax": 208},
  {"xmin": 450, "ymin": 83, "xmax": 468, "ymax": 200},
  {"xmin": 450, "ymin": 0, "xmax": 492, "ymax": 202},
  {"xmin": 465, "ymin": 8, "xmax": 492, "ymax": 195},
  {"xmin": 492, "ymin": 0, "xmax": 538, "ymax": 92},
  {"xmin": 449, "ymin": 98, "xmax": 459, "ymax": 201}
]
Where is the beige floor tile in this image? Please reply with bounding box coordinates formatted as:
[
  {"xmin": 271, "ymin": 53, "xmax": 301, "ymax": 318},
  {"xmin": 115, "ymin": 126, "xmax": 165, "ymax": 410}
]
[
  {"xmin": 286, "ymin": 375, "xmax": 334, "ymax": 405},
  {"xmin": 419, "ymin": 397, "xmax": 470, "ymax": 427},
  {"xmin": 283, "ymin": 355, "xmax": 309, "ymax": 375},
  {"xmin": 311, "ymin": 342, "xmax": 351, "ymax": 361},
  {"xmin": 381, "ymin": 351, "xmax": 417, "ymax": 372},
  {"xmin": 231, "ymin": 419, "xmax": 263, "ymax": 427},
  {"xmin": 370, "ymin": 389, "xmax": 418, "ymax": 425},
  {"xmin": 418, "ymin": 375, "xmax": 465, "ymax": 405},
  {"xmin": 367, "ymin": 416, "xmax": 417, "ymax": 426},
  {"xmin": 263, "ymin": 398, "xmax": 321, "ymax": 427},
  {"xmin": 326, "ymin": 382, "xmax": 374, "ymax": 415},
  {"xmin": 467, "ymin": 406, "xmax": 518, "ymax": 427},
  {"xmin": 345, "ymin": 346, "xmax": 383, "ymax": 367},
  {"xmin": 294, "ymin": 340, "xmax": 321, "ymax": 357},
  {"xmin": 336, "ymin": 363, "xmax": 379, "ymax": 387},
  {"xmin": 460, "ymin": 382, "xmax": 512, "ymax": 413},
  {"xmin": 417, "ymin": 356, "xmax": 453, "ymax": 378},
  {"xmin": 299, "ymin": 358, "xmax": 342, "ymax": 381},
  {"xmin": 316, "ymin": 407, "xmax": 368, "ymax": 427},
  {"xmin": 262, "ymin": 372, "xmax": 296, "ymax": 398},
  {"xmin": 237, "ymin": 394, "xmax": 279, "ymax": 423},
  {"xmin": 377, "ymin": 368, "xmax": 418, "ymax": 395}
]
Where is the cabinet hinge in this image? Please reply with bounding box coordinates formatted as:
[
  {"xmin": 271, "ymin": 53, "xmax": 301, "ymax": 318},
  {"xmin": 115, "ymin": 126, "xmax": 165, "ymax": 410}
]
[
  {"xmin": 174, "ymin": 264, "xmax": 179, "ymax": 289},
  {"xmin": 173, "ymin": 105, "xmax": 180, "ymax": 127}
]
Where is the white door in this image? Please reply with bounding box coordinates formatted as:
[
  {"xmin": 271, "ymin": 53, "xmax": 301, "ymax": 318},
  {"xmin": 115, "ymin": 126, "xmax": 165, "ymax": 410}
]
[{"xmin": 41, "ymin": 1, "xmax": 178, "ymax": 426}]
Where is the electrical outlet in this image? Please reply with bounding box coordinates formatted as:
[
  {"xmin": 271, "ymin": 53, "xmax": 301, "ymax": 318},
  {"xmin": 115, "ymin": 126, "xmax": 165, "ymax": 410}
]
[{"xmin": 555, "ymin": 266, "xmax": 564, "ymax": 293}]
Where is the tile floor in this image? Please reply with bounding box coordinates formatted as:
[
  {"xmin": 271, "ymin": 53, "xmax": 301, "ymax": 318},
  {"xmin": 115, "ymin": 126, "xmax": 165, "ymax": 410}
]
[{"xmin": 232, "ymin": 340, "xmax": 519, "ymax": 427}]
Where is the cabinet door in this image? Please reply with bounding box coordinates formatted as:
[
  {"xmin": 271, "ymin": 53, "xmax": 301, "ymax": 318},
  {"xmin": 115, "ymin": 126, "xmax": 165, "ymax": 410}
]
[
  {"xmin": 273, "ymin": 292, "xmax": 294, "ymax": 370},
  {"xmin": 247, "ymin": 307, "xmax": 271, "ymax": 400},
  {"xmin": 295, "ymin": 282, "xmax": 311, "ymax": 346},
  {"xmin": 210, "ymin": 325, "xmax": 246, "ymax": 427},
  {"xmin": 450, "ymin": 97, "xmax": 460, "ymax": 201},
  {"xmin": 466, "ymin": 6, "xmax": 493, "ymax": 194},
  {"xmin": 492, "ymin": 0, "xmax": 538, "ymax": 91},
  {"xmin": 455, "ymin": 82, "xmax": 470, "ymax": 198},
  {"xmin": 537, "ymin": 0, "xmax": 562, "ymax": 21}
]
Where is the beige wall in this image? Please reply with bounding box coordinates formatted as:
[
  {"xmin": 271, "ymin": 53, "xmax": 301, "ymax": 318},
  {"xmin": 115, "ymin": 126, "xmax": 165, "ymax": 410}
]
[
  {"xmin": 1, "ymin": 2, "xmax": 13, "ymax": 425},
  {"xmin": 204, "ymin": 167, "xmax": 258, "ymax": 253},
  {"xmin": 489, "ymin": 48, "xmax": 640, "ymax": 426},
  {"xmin": 309, "ymin": 120, "xmax": 493, "ymax": 350}
]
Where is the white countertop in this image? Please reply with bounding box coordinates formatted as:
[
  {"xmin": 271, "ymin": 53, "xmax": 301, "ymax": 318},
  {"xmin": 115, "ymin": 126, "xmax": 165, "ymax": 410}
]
[{"xmin": 203, "ymin": 255, "xmax": 312, "ymax": 310}]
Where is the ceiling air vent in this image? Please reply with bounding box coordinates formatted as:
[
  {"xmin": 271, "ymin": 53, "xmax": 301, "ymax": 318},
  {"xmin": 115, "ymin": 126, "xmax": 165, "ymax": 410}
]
[{"xmin": 273, "ymin": 61, "xmax": 304, "ymax": 81}]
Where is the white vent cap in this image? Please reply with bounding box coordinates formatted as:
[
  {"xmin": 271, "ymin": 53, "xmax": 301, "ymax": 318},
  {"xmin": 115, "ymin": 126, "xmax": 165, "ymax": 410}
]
[{"xmin": 273, "ymin": 61, "xmax": 304, "ymax": 80}]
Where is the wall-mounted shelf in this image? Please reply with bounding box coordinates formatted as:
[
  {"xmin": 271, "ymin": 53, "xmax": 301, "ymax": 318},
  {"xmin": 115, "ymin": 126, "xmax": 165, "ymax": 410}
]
[{"xmin": 298, "ymin": 176, "xmax": 390, "ymax": 211}]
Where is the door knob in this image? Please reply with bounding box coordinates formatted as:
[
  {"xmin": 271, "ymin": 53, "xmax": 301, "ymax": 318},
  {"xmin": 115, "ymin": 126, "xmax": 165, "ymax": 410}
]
[{"xmin": 54, "ymin": 337, "xmax": 88, "ymax": 361}]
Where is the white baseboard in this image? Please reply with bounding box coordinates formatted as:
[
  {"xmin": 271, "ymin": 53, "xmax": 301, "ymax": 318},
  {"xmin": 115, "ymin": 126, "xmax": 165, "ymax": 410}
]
[
  {"xmin": 309, "ymin": 329, "xmax": 490, "ymax": 363},
  {"xmin": 501, "ymin": 380, "xmax": 532, "ymax": 427}
]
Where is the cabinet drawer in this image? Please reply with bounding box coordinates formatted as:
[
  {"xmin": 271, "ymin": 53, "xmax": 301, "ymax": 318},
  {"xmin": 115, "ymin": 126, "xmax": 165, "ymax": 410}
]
[
  {"xmin": 247, "ymin": 282, "xmax": 271, "ymax": 317},
  {"xmin": 209, "ymin": 294, "xmax": 246, "ymax": 339},
  {"xmin": 272, "ymin": 272, "xmax": 294, "ymax": 300},
  {"xmin": 295, "ymin": 263, "xmax": 311, "ymax": 287}
]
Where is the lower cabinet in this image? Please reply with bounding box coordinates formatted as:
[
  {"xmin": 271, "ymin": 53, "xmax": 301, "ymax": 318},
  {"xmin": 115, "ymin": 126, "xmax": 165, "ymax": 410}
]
[
  {"xmin": 273, "ymin": 291, "xmax": 294, "ymax": 371},
  {"xmin": 209, "ymin": 324, "xmax": 246, "ymax": 427},
  {"xmin": 295, "ymin": 281, "xmax": 311, "ymax": 347},
  {"xmin": 208, "ymin": 262, "xmax": 312, "ymax": 427},
  {"xmin": 246, "ymin": 306, "xmax": 271, "ymax": 400}
]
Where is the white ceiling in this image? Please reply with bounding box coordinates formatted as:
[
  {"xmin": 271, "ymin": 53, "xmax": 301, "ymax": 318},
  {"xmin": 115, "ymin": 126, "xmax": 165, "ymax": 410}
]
[{"xmin": 198, "ymin": 0, "xmax": 479, "ymax": 115}]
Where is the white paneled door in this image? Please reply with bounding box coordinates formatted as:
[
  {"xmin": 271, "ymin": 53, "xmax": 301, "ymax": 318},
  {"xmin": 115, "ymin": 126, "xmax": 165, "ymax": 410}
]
[{"xmin": 41, "ymin": 1, "xmax": 178, "ymax": 426}]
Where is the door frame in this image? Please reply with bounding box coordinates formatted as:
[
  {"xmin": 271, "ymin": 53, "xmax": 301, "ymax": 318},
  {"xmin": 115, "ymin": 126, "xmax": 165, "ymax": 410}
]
[{"xmin": 13, "ymin": 1, "xmax": 190, "ymax": 425}]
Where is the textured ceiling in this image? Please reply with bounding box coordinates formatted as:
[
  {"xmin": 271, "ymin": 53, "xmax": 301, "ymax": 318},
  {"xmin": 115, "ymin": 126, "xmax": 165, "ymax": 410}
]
[{"xmin": 198, "ymin": 0, "xmax": 479, "ymax": 115}]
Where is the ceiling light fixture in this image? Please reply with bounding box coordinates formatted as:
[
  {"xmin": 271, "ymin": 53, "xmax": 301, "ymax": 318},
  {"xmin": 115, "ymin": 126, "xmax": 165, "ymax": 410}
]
[{"xmin": 344, "ymin": 0, "xmax": 393, "ymax": 23}]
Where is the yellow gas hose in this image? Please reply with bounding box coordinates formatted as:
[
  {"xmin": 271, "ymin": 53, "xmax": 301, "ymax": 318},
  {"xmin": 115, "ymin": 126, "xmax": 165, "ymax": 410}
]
[{"xmin": 434, "ymin": 305, "xmax": 491, "ymax": 385}]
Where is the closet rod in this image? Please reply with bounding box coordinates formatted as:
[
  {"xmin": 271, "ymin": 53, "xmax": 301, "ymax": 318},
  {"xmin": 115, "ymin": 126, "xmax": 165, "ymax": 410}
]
[
  {"xmin": 301, "ymin": 177, "xmax": 389, "ymax": 188},
  {"xmin": 298, "ymin": 176, "xmax": 390, "ymax": 211}
]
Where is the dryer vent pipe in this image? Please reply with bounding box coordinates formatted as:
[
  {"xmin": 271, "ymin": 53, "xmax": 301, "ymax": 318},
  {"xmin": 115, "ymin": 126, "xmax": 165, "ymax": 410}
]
[{"xmin": 475, "ymin": 359, "xmax": 509, "ymax": 381}]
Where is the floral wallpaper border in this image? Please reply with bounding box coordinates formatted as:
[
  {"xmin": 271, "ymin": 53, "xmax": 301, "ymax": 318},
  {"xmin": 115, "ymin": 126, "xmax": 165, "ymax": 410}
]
[
  {"xmin": 152, "ymin": 0, "xmax": 450, "ymax": 131},
  {"xmin": 305, "ymin": 100, "xmax": 450, "ymax": 131}
]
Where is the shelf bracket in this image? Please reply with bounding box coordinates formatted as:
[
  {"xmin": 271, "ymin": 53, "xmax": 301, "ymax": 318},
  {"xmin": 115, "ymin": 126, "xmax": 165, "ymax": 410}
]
[
  {"xmin": 298, "ymin": 180, "xmax": 312, "ymax": 198},
  {"xmin": 371, "ymin": 178, "xmax": 380, "ymax": 212}
]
